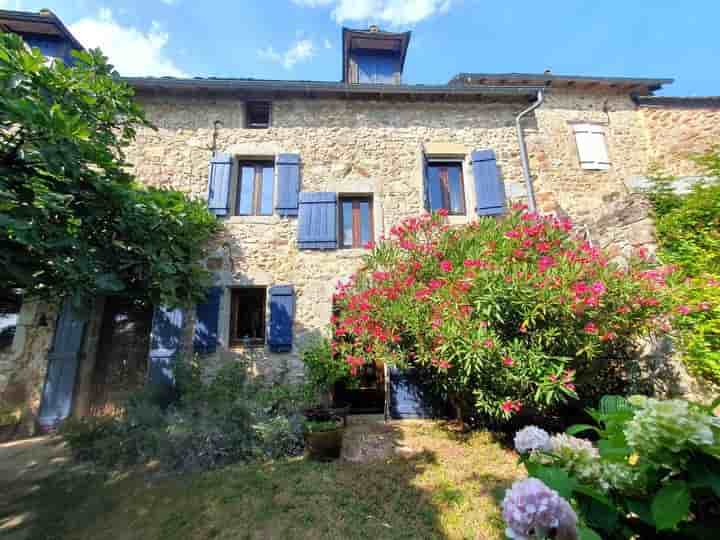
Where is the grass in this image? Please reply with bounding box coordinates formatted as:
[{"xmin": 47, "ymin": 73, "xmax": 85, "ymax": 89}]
[{"xmin": 1, "ymin": 421, "xmax": 523, "ymax": 540}]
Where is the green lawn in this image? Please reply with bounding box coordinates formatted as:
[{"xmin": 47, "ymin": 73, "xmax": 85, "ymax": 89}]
[{"xmin": 2, "ymin": 422, "xmax": 522, "ymax": 540}]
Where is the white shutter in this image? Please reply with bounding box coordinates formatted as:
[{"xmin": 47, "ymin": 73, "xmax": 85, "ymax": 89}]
[{"xmin": 573, "ymin": 123, "xmax": 610, "ymax": 170}]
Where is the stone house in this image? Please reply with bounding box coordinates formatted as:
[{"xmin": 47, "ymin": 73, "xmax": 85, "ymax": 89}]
[{"xmin": 1, "ymin": 10, "xmax": 718, "ymax": 430}]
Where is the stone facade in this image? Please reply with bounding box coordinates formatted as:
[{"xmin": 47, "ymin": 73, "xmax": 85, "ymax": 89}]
[{"xmin": 2, "ymin": 83, "xmax": 718, "ymax": 426}]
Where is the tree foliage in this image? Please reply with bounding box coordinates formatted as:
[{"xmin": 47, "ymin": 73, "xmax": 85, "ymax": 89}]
[{"xmin": 0, "ymin": 33, "xmax": 218, "ymax": 308}]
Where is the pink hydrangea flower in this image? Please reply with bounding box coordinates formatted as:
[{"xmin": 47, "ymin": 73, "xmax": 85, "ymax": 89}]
[{"xmin": 502, "ymin": 478, "xmax": 578, "ymax": 540}]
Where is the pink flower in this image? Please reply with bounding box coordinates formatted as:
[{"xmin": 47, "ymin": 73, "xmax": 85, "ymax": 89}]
[
  {"xmin": 439, "ymin": 260, "xmax": 453, "ymax": 272},
  {"xmin": 415, "ymin": 289, "xmax": 432, "ymax": 299},
  {"xmin": 591, "ymin": 281, "xmax": 606, "ymax": 295},
  {"xmin": 372, "ymin": 271, "xmax": 390, "ymax": 281},
  {"xmin": 505, "ymin": 230, "xmax": 522, "ymax": 239},
  {"xmin": 519, "ymin": 323, "xmax": 528, "ymax": 334},
  {"xmin": 429, "ymin": 279, "xmax": 443, "ymax": 290},
  {"xmin": 502, "ymin": 356, "xmax": 515, "ymax": 367},
  {"xmin": 676, "ymin": 305, "xmax": 691, "ymax": 316},
  {"xmin": 484, "ymin": 338, "xmax": 495, "ymax": 349},
  {"xmin": 538, "ymin": 256, "xmax": 556, "ymax": 273},
  {"xmin": 535, "ymin": 242, "xmax": 551, "ymax": 253},
  {"xmin": 437, "ymin": 360, "xmax": 451, "ymax": 370},
  {"xmin": 698, "ymin": 302, "xmax": 712, "ymax": 311},
  {"xmin": 501, "ymin": 400, "xmax": 522, "ymax": 414},
  {"xmin": 436, "ymin": 208, "xmax": 449, "ymax": 217},
  {"xmin": 564, "ymin": 383, "xmax": 576, "ymax": 392},
  {"xmin": 363, "ymin": 241, "xmax": 375, "ymax": 249},
  {"xmin": 584, "ymin": 322, "xmax": 598, "ymax": 334}
]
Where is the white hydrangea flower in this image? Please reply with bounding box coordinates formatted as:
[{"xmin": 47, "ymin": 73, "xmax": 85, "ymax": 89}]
[
  {"xmin": 550, "ymin": 434, "xmax": 599, "ymax": 459},
  {"xmin": 514, "ymin": 426, "xmax": 552, "ymax": 454},
  {"xmin": 502, "ymin": 478, "xmax": 578, "ymax": 540},
  {"xmin": 624, "ymin": 397, "xmax": 717, "ymax": 461}
]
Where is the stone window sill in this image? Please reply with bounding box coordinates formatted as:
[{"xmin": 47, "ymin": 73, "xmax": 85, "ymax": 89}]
[{"xmin": 226, "ymin": 215, "xmax": 280, "ymax": 225}]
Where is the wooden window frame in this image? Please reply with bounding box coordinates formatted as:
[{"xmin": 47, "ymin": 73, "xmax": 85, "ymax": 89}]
[
  {"xmin": 236, "ymin": 161, "xmax": 274, "ymax": 216},
  {"xmin": 245, "ymin": 101, "xmax": 271, "ymax": 129},
  {"xmin": 229, "ymin": 287, "xmax": 266, "ymax": 348},
  {"xmin": 426, "ymin": 161, "xmax": 466, "ymax": 215},
  {"xmin": 339, "ymin": 196, "xmax": 374, "ymax": 249}
]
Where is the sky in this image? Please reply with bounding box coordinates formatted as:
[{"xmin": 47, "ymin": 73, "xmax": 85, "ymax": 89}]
[{"xmin": 1, "ymin": 0, "xmax": 718, "ymax": 96}]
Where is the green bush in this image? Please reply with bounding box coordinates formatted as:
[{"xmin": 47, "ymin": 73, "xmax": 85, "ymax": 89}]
[
  {"xmin": 332, "ymin": 207, "xmax": 677, "ymax": 425},
  {"xmin": 510, "ymin": 395, "xmax": 720, "ymax": 538},
  {"xmin": 647, "ymin": 151, "xmax": 720, "ymax": 383},
  {"xmin": 300, "ymin": 337, "xmax": 352, "ymax": 405},
  {"xmin": 61, "ymin": 358, "xmax": 305, "ymax": 471}
]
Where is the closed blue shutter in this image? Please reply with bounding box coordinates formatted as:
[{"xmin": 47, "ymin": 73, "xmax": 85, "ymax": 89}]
[
  {"xmin": 193, "ymin": 287, "xmax": 222, "ymax": 354},
  {"xmin": 276, "ymin": 153, "xmax": 300, "ymax": 217},
  {"xmin": 38, "ymin": 300, "xmax": 87, "ymax": 430},
  {"xmin": 148, "ymin": 306, "xmax": 184, "ymax": 392},
  {"xmin": 471, "ymin": 149, "xmax": 506, "ymax": 216},
  {"xmin": 387, "ymin": 367, "xmax": 438, "ymax": 419},
  {"xmin": 207, "ymin": 153, "xmax": 233, "ymax": 216},
  {"xmin": 268, "ymin": 286, "xmax": 295, "ymax": 352},
  {"xmin": 297, "ymin": 192, "xmax": 338, "ymax": 249}
]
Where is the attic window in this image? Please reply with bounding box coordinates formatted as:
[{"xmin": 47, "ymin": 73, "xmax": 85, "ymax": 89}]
[{"xmin": 246, "ymin": 102, "xmax": 271, "ymax": 129}]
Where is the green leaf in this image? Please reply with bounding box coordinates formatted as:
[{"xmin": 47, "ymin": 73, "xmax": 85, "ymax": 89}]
[
  {"xmin": 566, "ymin": 423, "xmax": 600, "ymax": 436},
  {"xmin": 532, "ymin": 467, "xmax": 576, "ymax": 499},
  {"xmin": 651, "ymin": 481, "xmax": 691, "ymax": 531},
  {"xmin": 578, "ymin": 526, "xmax": 602, "ymax": 540},
  {"xmin": 598, "ymin": 440, "xmax": 631, "ymax": 460}
]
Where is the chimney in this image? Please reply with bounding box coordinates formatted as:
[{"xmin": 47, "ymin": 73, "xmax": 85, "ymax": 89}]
[{"xmin": 368, "ymin": 25, "xmax": 380, "ymax": 33}]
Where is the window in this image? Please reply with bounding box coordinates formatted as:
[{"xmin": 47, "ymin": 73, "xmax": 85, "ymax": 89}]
[
  {"xmin": 340, "ymin": 196, "xmax": 374, "ymax": 248},
  {"xmin": 245, "ymin": 102, "xmax": 271, "ymax": 128},
  {"xmin": 236, "ymin": 162, "xmax": 274, "ymax": 216},
  {"xmin": 0, "ymin": 289, "xmax": 22, "ymax": 353},
  {"xmin": 230, "ymin": 288, "xmax": 266, "ymax": 347},
  {"xmin": 426, "ymin": 162, "xmax": 466, "ymax": 215},
  {"xmin": 573, "ymin": 123, "xmax": 610, "ymax": 170},
  {"xmin": 354, "ymin": 50, "xmax": 397, "ymax": 84}
]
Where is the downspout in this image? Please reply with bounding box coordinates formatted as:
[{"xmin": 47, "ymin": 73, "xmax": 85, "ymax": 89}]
[{"xmin": 515, "ymin": 88, "xmax": 545, "ymax": 212}]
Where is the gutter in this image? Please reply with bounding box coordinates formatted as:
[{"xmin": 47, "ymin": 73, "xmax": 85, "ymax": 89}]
[{"xmin": 515, "ymin": 88, "xmax": 545, "ymax": 212}]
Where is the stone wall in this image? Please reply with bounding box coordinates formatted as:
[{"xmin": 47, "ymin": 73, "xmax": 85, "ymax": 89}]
[{"xmin": 640, "ymin": 98, "xmax": 720, "ymax": 176}]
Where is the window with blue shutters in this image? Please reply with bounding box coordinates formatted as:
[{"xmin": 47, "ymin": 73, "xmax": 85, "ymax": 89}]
[
  {"xmin": 276, "ymin": 154, "xmax": 300, "ymax": 217},
  {"xmin": 425, "ymin": 162, "xmax": 466, "ymax": 215},
  {"xmin": 193, "ymin": 287, "xmax": 223, "ymax": 354},
  {"xmin": 207, "ymin": 153, "xmax": 233, "ymax": 217},
  {"xmin": 297, "ymin": 192, "xmax": 338, "ymax": 249},
  {"xmin": 230, "ymin": 288, "xmax": 266, "ymax": 347},
  {"xmin": 268, "ymin": 286, "xmax": 295, "ymax": 352},
  {"xmin": 471, "ymin": 149, "xmax": 506, "ymax": 216}
]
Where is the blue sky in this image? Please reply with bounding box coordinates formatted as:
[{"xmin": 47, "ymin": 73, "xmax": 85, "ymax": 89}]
[{"xmin": 3, "ymin": 0, "xmax": 718, "ymax": 96}]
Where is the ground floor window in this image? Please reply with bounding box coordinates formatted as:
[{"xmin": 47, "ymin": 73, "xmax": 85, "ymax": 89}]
[
  {"xmin": 0, "ymin": 289, "xmax": 22, "ymax": 353},
  {"xmin": 426, "ymin": 161, "xmax": 466, "ymax": 215},
  {"xmin": 340, "ymin": 196, "xmax": 373, "ymax": 248},
  {"xmin": 230, "ymin": 287, "xmax": 266, "ymax": 347}
]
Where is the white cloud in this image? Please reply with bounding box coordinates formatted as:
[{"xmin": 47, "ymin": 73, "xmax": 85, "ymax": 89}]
[
  {"xmin": 69, "ymin": 9, "xmax": 187, "ymax": 77},
  {"xmin": 0, "ymin": 0, "xmax": 23, "ymax": 9},
  {"xmin": 292, "ymin": 0, "xmax": 452, "ymax": 25},
  {"xmin": 324, "ymin": 38, "xmax": 333, "ymax": 49},
  {"xmin": 258, "ymin": 39, "xmax": 316, "ymax": 70}
]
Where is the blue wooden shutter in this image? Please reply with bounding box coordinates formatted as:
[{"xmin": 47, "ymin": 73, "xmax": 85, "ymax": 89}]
[
  {"xmin": 471, "ymin": 149, "xmax": 506, "ymax": 216},
  {"xmin": 387, "ymin": 367, "xmax": 437, "ymax": 419},
  {"xmin": 148, "ymin": 306, "xmax": 184, "ymax": 391},
  {"xmin": 276, "ymin": 153, "xmax": 300, "ymax": 217},
  {"xmin": 207, "ymin": 153, "xmax": 233, "ymax": 216},
  {"xmin": 268, "ymin": 285, "xmax": 295, "ymax": 352},
  {"xmin": 193, "ymin": 287, "xmax": 222, "ymax": 354},
  {"xmin": 422, "ymin": 154, "xmax": 431, "ymax": 211},
  {"xmin": 38, "ymin": 300, "xmax": 87, "ymax": 430},
  {"xmin": 297, "ymin": 192, "xmax": 338, "ymax": 249}
]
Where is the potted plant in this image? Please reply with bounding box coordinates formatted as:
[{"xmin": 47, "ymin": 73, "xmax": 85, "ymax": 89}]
[
  {"xmin": 303, "ymin": 417, "xmax": 344, "ymax": 461},
  {"xmin": 0, "ymin": 405, "xmax": 20, "ymax": 443},
  {"xmin": 300, "ymin": 338, "xmax": 351, "ymax": 425}
]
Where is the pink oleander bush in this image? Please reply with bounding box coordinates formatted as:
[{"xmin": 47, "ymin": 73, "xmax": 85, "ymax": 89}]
[{"xmin": 332, "ymin": 206, "xmax": 682, "ymax": 425}]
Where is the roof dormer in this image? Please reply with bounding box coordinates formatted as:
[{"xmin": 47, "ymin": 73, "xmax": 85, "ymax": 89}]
[{"xmin": 342, "ymin": 26, "xmax": 411, "ymax": 85}]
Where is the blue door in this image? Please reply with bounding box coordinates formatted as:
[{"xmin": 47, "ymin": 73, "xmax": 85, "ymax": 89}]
[{"xmin": 38, "ymin": 300, "xmax": 87, "ymax": 430}]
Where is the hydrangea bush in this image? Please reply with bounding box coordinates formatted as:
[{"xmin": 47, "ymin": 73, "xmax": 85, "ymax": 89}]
[
  {"xmin": 509, "ymin": 396, "xmax": 720, "ymax": 538},
  {"xmin": 332, "ymin": 207, "xmax": 677, "ymax": 423}
]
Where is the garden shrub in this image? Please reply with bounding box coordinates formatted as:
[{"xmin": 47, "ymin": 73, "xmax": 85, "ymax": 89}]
[
  {"xmin": 646, "ymin": 154, "xmax": 720, "ymax": 384},
  {"xmin": 61, "ymin": 357, "xmax": 305, "ymax": 471},
  {"xmin": 509, "ymin": 395, "xmax": 720, "ymax": 539},
  {"xmin": 332, "ymin": 207, "xmax": 678, "ymax": 426}
]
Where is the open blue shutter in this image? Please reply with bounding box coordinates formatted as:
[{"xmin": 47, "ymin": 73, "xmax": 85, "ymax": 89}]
[
  {"xmin": 471, "ymin": 149, "xmax": 506, "ymax": 216},
  {"xmin": 193, "ymin": 287, "xmax": 222, "ymax": 354},
  {"xmin": 148, "ymin": 306, "xmax": 184, "ymax": 391},
  {"xmin": 297, "ymin": 192, "xmax": 338, "ymax": 249},
  {"xmin": 276, "ymin": 153, "xmax": 300, "ymax": 216},
  {"xmin": 207, "ymin": 153, "xmax": 233, "ymax": 216},
  {"xmin": 268, "ymin": 286, "xmax": 295, "ymax": 352},
  {"xmin": 38, "ymin": 300, "xmax": 87, "ymax": 430}
]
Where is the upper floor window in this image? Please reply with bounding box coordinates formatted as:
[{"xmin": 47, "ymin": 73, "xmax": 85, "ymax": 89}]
[
  {"xmin": 426, "ymin": 162, "xmax": 466, "ymax": 215},
  {"xmin": 246, "ymin": 102, "xmax": 271, "ymax": 129},
  {"xmin": 236, "ymin": 162, "xmax": 274, "ymax": 216},
  {"xmin": 354, "ymin": 50, "xmax": 397, "ymax": 84},
  {"xmin": 572, "ymin": 123, "xmax": 610, "ymax": 170},
  {"xmin": 340, "ymin": 196, "xmax": 373, "ymax": 248}
]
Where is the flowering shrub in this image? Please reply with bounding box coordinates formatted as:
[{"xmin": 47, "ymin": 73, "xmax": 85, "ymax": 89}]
[
  {"xmin": 332, "ymin": 207, "xmax": 676, "ymax": 423},
  {"xmin": 512, "ymin": 396, "xmax": 720, "ymax": 538},
  {"xmin": 501, "ymin": 478, "xmax": 578, "ymax": 540}
]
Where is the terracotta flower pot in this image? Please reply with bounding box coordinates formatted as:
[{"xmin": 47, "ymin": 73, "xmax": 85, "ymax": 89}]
[{"xmin": 303, "ymin": 420, "xmax": 344, "ymax": 461}]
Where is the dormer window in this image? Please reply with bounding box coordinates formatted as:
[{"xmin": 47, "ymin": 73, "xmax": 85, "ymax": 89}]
[{"xmin": 342, "ymin": 27, "xmax": 410, "ymax": 85}]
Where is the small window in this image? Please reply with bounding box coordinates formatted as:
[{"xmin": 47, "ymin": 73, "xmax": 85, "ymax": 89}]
[
  {"xmin": 340, "ymin": 196, "xmax": 374, "ymax": 248},
  {"xmin": 426, "ymin": 162, "xmax": 466, "ymax": 215},
  {"xmin": 0, "ymin": 289, "xmax": 22, "ymax": 353},
  {"xmin": 230, "ymin": 288, "xmax": 266, "ymax": 347},
  {"xmin": 573, "ymin": 123, "xmax": 610, "ymax": 170},
  {"xmin": 236, "ymin": 162, "xmax": 274, "ymax": 216},
  {"xmin": 245, "ymin": 102, "xmax": 271, "ymax": 129},
  {"xmin": 354, "ymin": 50, "xmax": 397, "ymax": 84}
]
